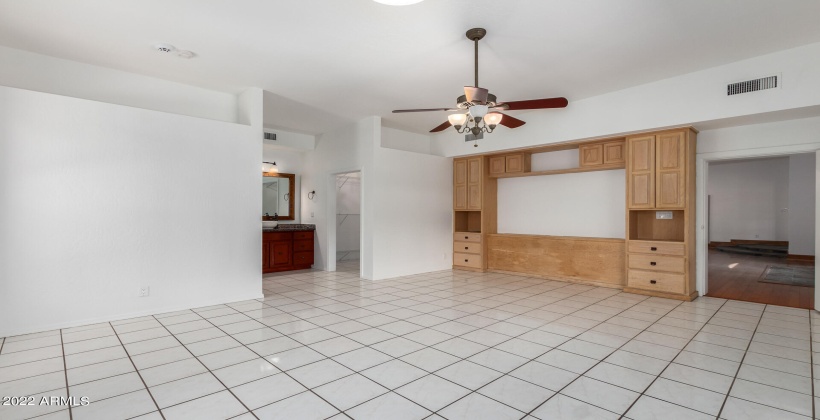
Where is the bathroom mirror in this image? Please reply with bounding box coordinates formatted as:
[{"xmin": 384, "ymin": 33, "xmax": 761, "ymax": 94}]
[{"xmin": 263, "ymin": 172, "xmax": 295, "ymax": 220}]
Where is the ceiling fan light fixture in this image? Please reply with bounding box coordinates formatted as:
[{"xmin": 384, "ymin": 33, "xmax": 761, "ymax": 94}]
[{"xmin": 373, "ymin": 0, "xmax": 423, "ymax": 5}]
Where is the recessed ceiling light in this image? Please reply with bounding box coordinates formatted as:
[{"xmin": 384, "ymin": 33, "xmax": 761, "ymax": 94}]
[{"xmin": 373, "ymin": 0, "xmax": 424, "ymax": 5}]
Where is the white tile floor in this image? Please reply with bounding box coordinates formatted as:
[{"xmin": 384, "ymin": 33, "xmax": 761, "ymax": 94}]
[{"xmin": 1, "ymin": 261, "xmax": 817, "ymax": 419}]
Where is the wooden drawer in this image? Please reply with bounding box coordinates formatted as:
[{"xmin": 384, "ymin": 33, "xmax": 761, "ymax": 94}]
[
  {"xmin": 454, "ymin": 252, "xmax": 482, "ymax": 269},
  {"xmin": 263, "ymin": 232, "xmax": 293, "ymax": 241},
  {"xmin": 293, "ymin": 231, "xmax": 313, "ymax": 240},
  {"xmin": 454, "ymin": 241, "xmax": 481, "ymax": 255},
  {"xmin": 454, "ymin": 232, "xmax": 482, "ymax": 243},
  {"xmin": 628, "ymin": 241, "xmax": 684, "ymax": 256},
  {"xmin": 627, "ymin": 270, "xmax": 685, "ymax": 295},
  {"xmin": 628, "ymin": 254, "xmax": 685, "ymax": 274},
  {"xmin": 293, "ymin": 239, "xmax": 313, "ymax": 252},
  {"xmin": 293, "ymin": 251, "xmax": 314, "ymax": 266}
]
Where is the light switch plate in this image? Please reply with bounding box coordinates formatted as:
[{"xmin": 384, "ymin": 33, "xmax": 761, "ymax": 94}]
[{"xmin": 656, "ymin": 211, "xmax": 673, "ymax": 220}]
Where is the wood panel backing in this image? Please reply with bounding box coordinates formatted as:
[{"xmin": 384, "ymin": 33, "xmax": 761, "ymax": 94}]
[{"xmin": 487, "ymin": 234, "xmax": 625, "ymax": 286}]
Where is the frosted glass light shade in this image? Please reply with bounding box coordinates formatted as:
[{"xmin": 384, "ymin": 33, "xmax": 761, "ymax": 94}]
[
  {"xmin": 470, "ymin": 105, "xmax": 489, "ymax": 119},
  {"xmin": 448, "ymin": 113, "xmax": 468, "ymax": 126},
  {"xmin": 484, "ymin": 113, "xmax": 503, "ymax": 125}
]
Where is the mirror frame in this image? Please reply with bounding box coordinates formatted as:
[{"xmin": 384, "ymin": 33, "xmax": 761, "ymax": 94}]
[{"xmin": 262, "ymin": 172, "xmax": 296, "ymax": 221}]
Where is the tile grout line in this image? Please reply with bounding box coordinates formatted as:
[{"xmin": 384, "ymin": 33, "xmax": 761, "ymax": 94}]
[
  {"xmin": 149, "ymin": 315, "xmax": 261, "ymax": 420},
  {"xmin": 810, "ymin": 311, "xmax": 816, "ymax": 420},
  {"xmin": 108, "ymin": 322, "xmax": 167, "ymax": 420},
  {"xmin": 614, "ymin": 299, "xmax": 731, "ymax": 420},
  {"xmin": 182, "ymin": 312, "xmax": 355, "ymax": 419},
  {"xmin": 518, "ymin": 297, "xmax": 692, "ymax": 419},
  {"xmin": 714, "ymin": 305, "xmax": 767, "ymax": 419},
  {"xmin": 59, "ymin": 329, "xmax": 73, "ymax": 420}
]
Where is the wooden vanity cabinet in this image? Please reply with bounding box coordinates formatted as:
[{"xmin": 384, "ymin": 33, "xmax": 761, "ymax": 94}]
[{"xmin": 263, "ymin": 230, "xmax": 314, "ymax": 273}]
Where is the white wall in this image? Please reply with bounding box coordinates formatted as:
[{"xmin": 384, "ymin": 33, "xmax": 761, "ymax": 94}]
[
  {"xmin": 0, "ymin": 46, "xmax": 238, "ymax": 123},
  {"xmin": 336, "ymin": 174, "xmax": 361, "ymax": 254},
  {"xmin": 498, "ymin": 171, "xmax": 626, "ymax": 239},
  {"xmin": 0, "ymin": 85, "xmax": 261, "ymax": 337},
  {"xmin": 371, "ymin": 146, "xmax": 452, "ymax": 280},
  {"xmin": 433, "ymin": 41, "xmax": 820, "ymax": 157},
  {"xmin": 382, "ymin": 127, "xmax": 432, "ymax": 154},
  {"xmin": 707, "ymin": 158, "xmax": 790, "ymax": 242},
  {"xmin": 299, "ymin": 118, "xmax": 451, "ymax": 280},
  {"xmin": 788, "ymin": 153, "xmax": 816, "ymax": 255}
]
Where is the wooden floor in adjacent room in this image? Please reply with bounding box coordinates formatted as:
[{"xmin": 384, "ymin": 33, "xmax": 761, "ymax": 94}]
[{"xmin": 707, "ymin": 249, "xmax": 815, "ymax": 309}]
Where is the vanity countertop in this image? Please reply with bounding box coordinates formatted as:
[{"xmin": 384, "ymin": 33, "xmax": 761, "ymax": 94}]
[{"xmin": 263, "ymin": 224, "xmax": 316, "ymax": 232}]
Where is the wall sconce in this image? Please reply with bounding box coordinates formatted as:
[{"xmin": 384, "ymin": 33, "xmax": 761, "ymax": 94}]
[
  {"xmin": 308, "ymin": 191, "xmax": 316, "ymax": 200},
  {"xmin": 262, "ymin": 161, "xmax": 278, "ymax": 174}
]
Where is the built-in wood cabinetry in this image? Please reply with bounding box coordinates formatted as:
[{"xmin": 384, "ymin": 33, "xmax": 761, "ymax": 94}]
[
  {"xmin": 453, "ymin": 156, "xmax": 497, "ymax": 271},
  {"xmin": 580, "ymin": 140, "xmax": 625, "ymax": 168},
  {"xmin": 489, "ymin": 153, "xmax": 530, "ymax": 176},
  {"xmin": 624, "ymin": 128, "xmax": 697, "ymax": 300},
  {"xmin": 451, "ymin": 127, "xmax": 698, "ymax": 301},
  {"xmin": 263, "ymin": 230, "xmax": 315, "ymax": 273}
]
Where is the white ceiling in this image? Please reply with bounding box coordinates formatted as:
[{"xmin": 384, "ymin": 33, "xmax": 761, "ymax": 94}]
[{"xmin": 2, "ymin": 0, "xmax": 820, "ymax": 134}]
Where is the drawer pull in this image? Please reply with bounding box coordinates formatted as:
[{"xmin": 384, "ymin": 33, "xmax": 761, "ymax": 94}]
[
  {"xmin": 650, "ymin": 262, "xmax": 657, "ymax": 266},
  {"xmin": 464, "ymin": 259, "xmax": 469, "ymax": 262},
  {"xmin": 464, "ymin": 247, "xmax": 469, "ymax": 250},
  {"xmin": 650, "ymin": 280, "xmax": 657, "ymax": 284},
  {"xmin": 650, "ymin": 247, "xmax": 657, "ymax": 251},
  {"xmin": 464, "ymin": 236, "xmax": 469, "ymax": 239}
]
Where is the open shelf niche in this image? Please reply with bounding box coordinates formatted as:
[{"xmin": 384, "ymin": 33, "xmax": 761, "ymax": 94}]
[
  {"xmin": 628, "ymin": 210, "xmax": 685, "ymax": 242},
  {"xmin": 454, "ymin": 211, "xmax": 482, "ymax": 233}
]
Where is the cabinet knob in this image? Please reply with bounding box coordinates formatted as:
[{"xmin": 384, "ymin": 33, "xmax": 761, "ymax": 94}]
[
  {"xmin": 650, "ymin": 247, "xmax": 657, "ymax": 251},
  {"xmin": 464, "ymin": 247, "xmax": 468, "ymax": 250},
  {"xmin": 650, "ymin": 262, "xmax": 657, "ymax": 266},
  {"xmin": 464, "ymin": 259, "xmax": 469, "ymax": 262},
  {"xmin": 650, "ymin": 280, "xmax": 657, "ymax": 284},
  {"xmin": 464, "ymin": 236, "xmax": 469, "ymax": 239}
]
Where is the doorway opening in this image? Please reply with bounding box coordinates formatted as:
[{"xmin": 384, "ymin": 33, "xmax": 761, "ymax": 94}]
[
  {"xmin": 704, "ymin": 153, "xmax": 815, "ymax": 308},
  {"xmin": 335, "ymin": 171, "xmax": 361, "ymax": 275}
]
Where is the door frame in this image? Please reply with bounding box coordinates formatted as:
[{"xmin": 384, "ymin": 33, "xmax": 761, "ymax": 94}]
[
  {"xmin": 695, "ymin": 144, "xmax": 820, "ymax": 309},
  {"xmin": 325, "ymin": 168, "xmax": 366, "ymax": 277}
]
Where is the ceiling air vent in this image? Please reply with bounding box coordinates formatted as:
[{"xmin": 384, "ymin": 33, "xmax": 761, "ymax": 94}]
[
  {"xmin": 727, "ymin": 75, "xmax": 778, "ymax": 96},
  {"xmin": 263, "ymin": 132, "xmax": 277, "ymax": 141}
]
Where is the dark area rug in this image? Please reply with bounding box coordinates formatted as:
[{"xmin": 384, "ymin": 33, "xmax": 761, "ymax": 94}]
[{"xmin": 760, "ymin": 265, "xmax": 815, "ymax": 287}]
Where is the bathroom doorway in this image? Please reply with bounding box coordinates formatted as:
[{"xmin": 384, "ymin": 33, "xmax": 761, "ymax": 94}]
[{"xmin": 335, "ymin": 171, "xmax": 361, "ymax": 275}]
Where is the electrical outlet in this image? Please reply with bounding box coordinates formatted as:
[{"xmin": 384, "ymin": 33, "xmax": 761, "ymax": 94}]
[
  {"xmin": 139, "ymin": 286, "xmax": 150, "ymax": 297},
  {"xmin": 656, "ymin": 211, "xmax": 673, "ymax": 220}
]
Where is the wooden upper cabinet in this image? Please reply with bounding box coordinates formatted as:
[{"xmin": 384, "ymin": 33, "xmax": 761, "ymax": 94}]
[
  {"xmin": 489, "ymin": 156, "xmax": 506, "ymax": 175},
  {"xmin": 656, "ymin": 132, "xmax": 686, "ymax": 209},
  {"xmin": 579, "ymin": 144, "xmax": 603, "ymax": 167},
  {"xmin": 505, "ymin": 154, "xmax": 529, "ymax": 173},
  {"xmin": 603, "ymin": 141, "xmax": 625, "ymax": 164},
  {"xmin": 467, "ymin": 157, "xmax": 482, "ymax": 209},
  {"xmin": 627, "ymin": 136, "xmax": 655, "ymax": 209},
  {"xmin": 453, "ymin": 159, "xmax": 468, "ymax": 210}
]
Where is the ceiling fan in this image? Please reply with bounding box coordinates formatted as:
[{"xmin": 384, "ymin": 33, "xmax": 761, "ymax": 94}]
[{"xmin": 392, "ymin": 28, "xmax": 568, "ymax": 136}]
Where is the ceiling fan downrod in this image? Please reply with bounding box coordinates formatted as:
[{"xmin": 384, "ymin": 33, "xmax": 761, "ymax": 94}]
[{"xmin": 466, "ymin": 28, "xmax": 486, "ymax": 88}]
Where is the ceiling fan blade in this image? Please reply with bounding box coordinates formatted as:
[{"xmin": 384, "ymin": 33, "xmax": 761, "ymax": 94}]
[
  {"xmin": 497, "ymin": 97, "xmax": 568, "ymax": 111},
  {"xmin": 430, "ymin": 120, "xmax": 452, "ymax": 133},
  {"xmin": 497, "ymin": 113, "xmax": 526, "ymax": 129},
  {"xmin": 393, "ymin": 108, "xmax": 458, "ymax": 113},
  {"xmin": 464, "ymin": 86, "xmax": 489, "ymax": 104}
]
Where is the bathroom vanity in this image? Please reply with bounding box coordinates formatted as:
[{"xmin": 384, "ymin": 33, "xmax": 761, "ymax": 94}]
[{"xmin": 263, "ymin": 225, "xmax": 315, "ymax": 273}]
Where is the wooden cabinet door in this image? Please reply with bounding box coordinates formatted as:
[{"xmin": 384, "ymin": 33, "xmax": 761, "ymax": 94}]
[
  {"xmin": 489, "ymin": 156, "xmax": 506, "ymax": 175},
  {"xmin": 505, "ymin": 154, "xmax": 525, "ymax": 173},
  {"xmin": 656, "ymin": 132, "xmax": 686, "ymax": 208},
  {"xmin": 262, "ymin": 242, "xmax": 271, "ymax": 270},
  {"xmin": 453, "ymin": 159, "xmax": 468, "ymax": 210},
  {"xmin": 627, "ymin": 136, "xmax": 655, "ymax": 208},
  {"xmin": 579, "ymin": 144, "xmax": 603, "ymax": 167},
  {"xmin": 467, "ymin": 157, "xmax": 482, "ymax": 210},
  {"xmin": 603, "ymin": 141, "xmax": 625, "ymax": 164},
  {"xmin": 271, "ymin": 242, "xmax": 291, "ymax": 268}
]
